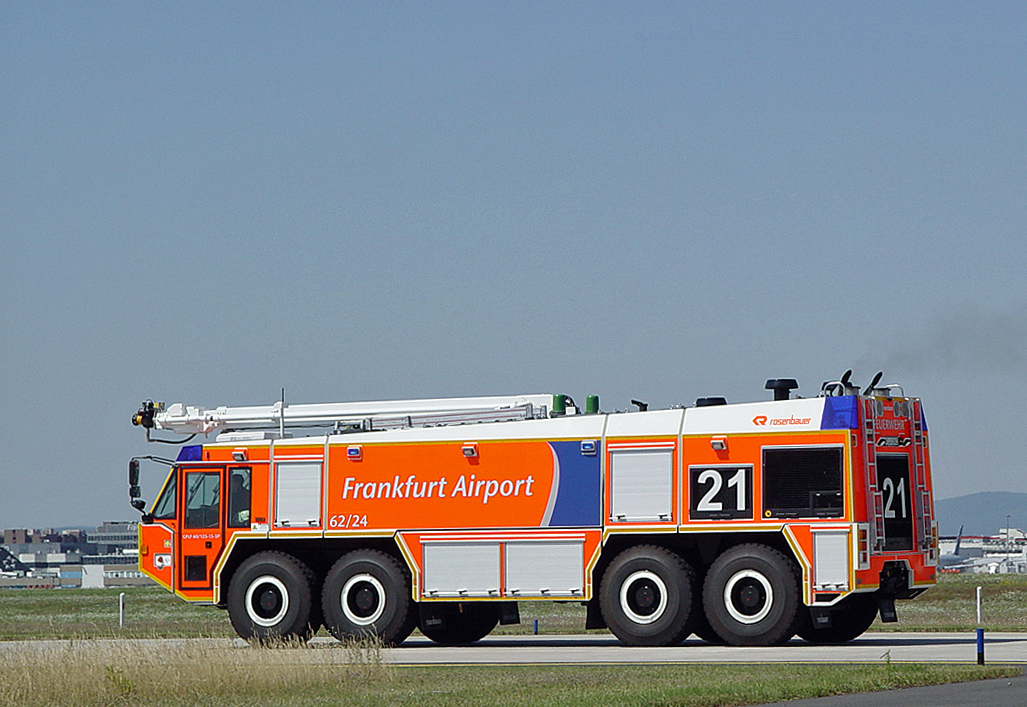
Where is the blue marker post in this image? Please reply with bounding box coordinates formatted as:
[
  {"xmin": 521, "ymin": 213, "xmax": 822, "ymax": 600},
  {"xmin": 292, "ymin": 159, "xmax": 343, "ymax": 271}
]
[{"xmin": 976, "ymin": 586, "xmax": 984, "ymax": 665}]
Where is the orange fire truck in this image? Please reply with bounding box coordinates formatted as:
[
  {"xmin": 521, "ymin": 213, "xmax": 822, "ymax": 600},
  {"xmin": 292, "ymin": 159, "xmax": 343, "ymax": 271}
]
[{"xmin": 128, "ymin": 371, "xmax": 937, "ymax": 647}]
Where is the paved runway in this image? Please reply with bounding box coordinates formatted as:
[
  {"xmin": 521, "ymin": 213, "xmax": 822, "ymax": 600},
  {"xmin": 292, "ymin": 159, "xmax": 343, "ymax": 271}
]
[
  {"xmin": 379, "ymin": 632, "xmax": 1027, "ymax": 665},
  {"xmin": 759, "ymin": 670, "xmax": 1027, "ymax": 707},
  {"xmin": 1, "ymin": 632, "xmax": 1024, "ymax": 665}
]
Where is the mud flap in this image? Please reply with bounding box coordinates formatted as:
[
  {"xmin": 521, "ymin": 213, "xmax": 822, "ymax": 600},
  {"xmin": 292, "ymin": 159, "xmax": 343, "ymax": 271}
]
[
  {"xmin": 498, "ymin": 602, "xmax": 520, "ymax": 626},
  {"xmin": 585, "ymin": 597, "xmax": 607, "ymax": 629},
  {"xmin": 877, "ymin": 596, "xmax": 897, "ymax": 623}
]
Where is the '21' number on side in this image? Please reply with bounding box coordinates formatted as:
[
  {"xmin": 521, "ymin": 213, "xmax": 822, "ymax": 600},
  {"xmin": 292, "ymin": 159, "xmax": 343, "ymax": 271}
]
[{"xmin": 689, "ymin": 466, "xmax": 753, "ymax": 520}]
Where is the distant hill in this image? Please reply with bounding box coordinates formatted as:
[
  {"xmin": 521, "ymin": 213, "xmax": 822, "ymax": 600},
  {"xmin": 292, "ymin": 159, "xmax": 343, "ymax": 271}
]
[{"xmin": 934, "ymin": 492, "xmax": 1027, "ymax": 537}]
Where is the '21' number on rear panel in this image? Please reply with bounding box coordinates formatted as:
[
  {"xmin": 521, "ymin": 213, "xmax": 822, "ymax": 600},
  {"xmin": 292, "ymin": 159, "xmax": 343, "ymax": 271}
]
[{"xmin": 689, "ymin": 466, "xmax": 753, "ymax": 520}]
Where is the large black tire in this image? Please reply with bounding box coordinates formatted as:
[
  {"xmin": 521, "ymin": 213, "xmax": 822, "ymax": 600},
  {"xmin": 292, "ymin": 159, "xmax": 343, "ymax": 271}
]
[
  {"xmin": 702, "ymin": 544, "xmax": 801, "ymax": 647},
  {"xmin": 599, "ymin": 545, "xmax": 698, "ymax": 647},
  {"xmin": 690, "ymin": 606, "xmax": 727, "ymax": 645},
  {"xmin": 227, "ymin": 551, "xmax": 319, "ymax": 642},
  {"xmin": 419, "ymin": 603, "xmax": 499, "ymax": 646},
  {"xmin": 796, "ymin": 594, "xmax": 879, "ymax": 644},
  {"xmin": 321, "ymin": 549, "xmax": 417, "ymax": 645}
]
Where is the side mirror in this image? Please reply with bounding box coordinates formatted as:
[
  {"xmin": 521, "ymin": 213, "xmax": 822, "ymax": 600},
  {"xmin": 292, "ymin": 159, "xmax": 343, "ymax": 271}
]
[
  {"xmin": 129, "ymin": 459, "xmax": 140, "ymax": 487},
  {"xmin": 131, "ymin": 498, "xmax": 153, "ymax": 523}
]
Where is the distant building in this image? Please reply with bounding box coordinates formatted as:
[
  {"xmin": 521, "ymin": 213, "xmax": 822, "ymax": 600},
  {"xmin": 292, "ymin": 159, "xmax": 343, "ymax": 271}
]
[
  {"xmin": 3, "ymin": 529, "xmax": 31, "ymax": 545},
  {"xmin": 1, "ymin": 521, "xmax": 150, "ymax": 588},
  {"xmin": 89, "ymin": 521, "xmax": 139, "ymax": 553}
]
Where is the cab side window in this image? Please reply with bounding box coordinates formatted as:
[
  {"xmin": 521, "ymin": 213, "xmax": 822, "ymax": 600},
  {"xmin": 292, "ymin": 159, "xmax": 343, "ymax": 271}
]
[{"xmin": 228, "ymin": 467, "xmax": 251, "ymax": 528}]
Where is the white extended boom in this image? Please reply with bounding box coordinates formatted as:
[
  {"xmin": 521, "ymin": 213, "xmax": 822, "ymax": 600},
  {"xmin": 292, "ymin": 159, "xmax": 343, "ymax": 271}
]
[{"xmin": 134, "ymin": 394, "xmax": 559, "ymax": 437}]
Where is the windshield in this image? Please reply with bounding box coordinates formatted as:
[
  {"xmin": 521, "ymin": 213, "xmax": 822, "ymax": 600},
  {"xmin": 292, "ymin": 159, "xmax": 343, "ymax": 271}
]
[{"xmin": 151, "ymin": 469, "xmax": 177, "ymax": 520}]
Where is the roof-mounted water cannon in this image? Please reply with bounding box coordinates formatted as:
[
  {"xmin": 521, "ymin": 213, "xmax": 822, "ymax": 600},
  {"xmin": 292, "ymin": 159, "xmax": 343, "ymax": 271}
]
[
  {"xmin": 820, "ymin": 369, "xmax": 860, "ymax": 397},
  {"xmin": 765, "ymin": 378, "xmax": 798, "ymax": 401},
  {"xmin": 861, "ymin": 371, "xmax": 907, "ymax": 398},
  {"xmin": 862, "ymin": 371, "xmax": 883, "ymax": 396},
  {"xmin": 132, "ymin": 400, "xmax": 163, "ymax": 430}
]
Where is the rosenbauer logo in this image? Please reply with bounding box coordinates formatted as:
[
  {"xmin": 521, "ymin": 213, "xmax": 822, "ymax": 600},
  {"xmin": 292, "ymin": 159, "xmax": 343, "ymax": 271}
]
[{"xmin": 752, "ymin": 415, "xmax": 812, "ymax": 427}]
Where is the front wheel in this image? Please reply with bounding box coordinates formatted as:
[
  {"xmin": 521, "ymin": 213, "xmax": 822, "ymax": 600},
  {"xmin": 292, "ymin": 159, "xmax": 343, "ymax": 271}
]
[
  {"xmin": 702, "ymin": 544, "xmax": 800, "ymax": 646},
  {"xmin": 321, "ymin": 550, "xmax": 417, "ymax": 645},
  {"xmin": 599, "ymin": 545, "xmax": 698, "ymax": 646},
  {"xmin": 227, "ymin": 551, "xmax": 318, "ymax": 641}
]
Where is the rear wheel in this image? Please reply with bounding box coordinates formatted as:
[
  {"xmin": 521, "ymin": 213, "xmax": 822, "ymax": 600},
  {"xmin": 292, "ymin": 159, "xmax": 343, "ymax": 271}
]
[
  {"xmin": 321, "ymin": 550, "xmax": 417, "ymax": 645},
  {"xmin": 703, "ymin": 544, "xmax": 800, "ymax": 646},
  {"xmin": 419, "ymin": 603, "xmax": 499, "ymax": 646},
  {"xmin": 599, "ymin": 545, "xmax": 698, "ymax": 646},
  {"xmin": 690, "ymin": 607, "xmax": 727, "ymax": 644},
  {"xmin": 796, "ymin": 594, "xmax": 879, "ymax": 644},
  {"xmin": 227, "ymin": 551, "xmax": 318, "ymax": 642}
]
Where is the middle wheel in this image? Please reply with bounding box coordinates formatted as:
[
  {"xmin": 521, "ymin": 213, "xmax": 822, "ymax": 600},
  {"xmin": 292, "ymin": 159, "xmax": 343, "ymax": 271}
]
[
  {"xmin": 321, "ymin": 549, "xmax": 417, "ymax": 645},
  {"xmin": 599, "ymin": 545, "xmax": 698, "ymax": 646},
  {"xmin": 702, "ymin": 543, "xmax": 801, "ymax": 646}
]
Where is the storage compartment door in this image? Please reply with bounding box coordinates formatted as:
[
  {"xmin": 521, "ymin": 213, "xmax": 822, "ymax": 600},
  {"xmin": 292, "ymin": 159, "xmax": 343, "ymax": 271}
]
[
  {"xmin": 505, "ymin": 541, "xmax": 584, "ymax": 597},
  {"xmin": 609, "ymin": 448, "xmax": 673, "ymax": 522},
  {"xmin": 274, "ymin": 461, "xmax": 322, "ymax": 528},
  {"xmin": 422, "ymin": 542, "xmax": 501, "ymax": 597},
  {"xmin": 812, "ymin": 528, "xmax": 851, "ymax": 591}
]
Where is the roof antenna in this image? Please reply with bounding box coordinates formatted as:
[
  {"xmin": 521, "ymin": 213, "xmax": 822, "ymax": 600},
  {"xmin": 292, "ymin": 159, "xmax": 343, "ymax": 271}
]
[
  {"xmin": 862, "ymin": 371, "xmax": 883, "ymax": 396},
  {"xmin": 280, "ymin": 387, "xmax": 285, "ymax": 437}
]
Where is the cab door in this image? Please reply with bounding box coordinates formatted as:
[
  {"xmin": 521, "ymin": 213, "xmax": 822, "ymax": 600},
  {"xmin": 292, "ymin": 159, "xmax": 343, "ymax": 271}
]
[{"xmin": 178, "ymin": 466, "xmax": 225, "ymax": 590}]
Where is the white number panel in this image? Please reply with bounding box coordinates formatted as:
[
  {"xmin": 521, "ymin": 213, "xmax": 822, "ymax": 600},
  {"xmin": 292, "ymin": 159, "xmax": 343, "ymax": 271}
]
[{"xmin": 688, "ymin": 465, "xmax": 753, "ymax": 520}]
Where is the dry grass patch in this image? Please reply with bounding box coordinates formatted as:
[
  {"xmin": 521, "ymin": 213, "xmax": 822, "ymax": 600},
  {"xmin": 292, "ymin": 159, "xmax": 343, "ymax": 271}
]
[
  {"xmin": 0, "ymin": 635, "xmax": 390, "ymax": 707},
  {"xmin": 0, "ymin": 639, "xmax": 1018, "ymax": 707}
]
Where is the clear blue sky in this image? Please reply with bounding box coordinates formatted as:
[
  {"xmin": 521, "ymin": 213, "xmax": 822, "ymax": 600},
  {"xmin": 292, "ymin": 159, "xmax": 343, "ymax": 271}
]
[{"xmin": 2, "ymin": 2, "xmax": 1025, "ymax": 529}]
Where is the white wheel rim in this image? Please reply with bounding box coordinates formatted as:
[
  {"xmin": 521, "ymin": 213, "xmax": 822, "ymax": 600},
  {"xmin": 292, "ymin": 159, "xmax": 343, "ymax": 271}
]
[
  {"xmin": 245, "ymin": 574, "xmax": 290, "ymax": 627},
  {"xmin": 619, "ymin": 570, "xmax": 668, "ymax": 625},
  {"xmin": 723, "ymin": 569, "xmax": 774, "ymax": 625},
  {"xmin": 342, "ymin": 573, "xmax": 387, "ymax": 626}
]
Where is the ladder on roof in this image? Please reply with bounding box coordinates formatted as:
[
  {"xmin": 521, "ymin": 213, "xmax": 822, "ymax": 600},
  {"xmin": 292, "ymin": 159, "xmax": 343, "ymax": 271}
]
[
  {"xmin": 863, "ymin": 397, "xmax": 887, "ymax": 552},
  {"xmin": 142, "ymin": 394, "xmax": 557, "ymax": 437},
  {"xmin": 910, "ymin": 398, "xmax": 936, "ymax": 562}
]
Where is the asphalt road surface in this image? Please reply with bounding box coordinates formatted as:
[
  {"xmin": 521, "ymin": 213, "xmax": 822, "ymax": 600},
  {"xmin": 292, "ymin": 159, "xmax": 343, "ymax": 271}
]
[
  {"xmin": 759, "ymin": 671, "xmax": 1027, "ymax": 707},
  {"xmin": 378, "ymin": 632, "xmax": 1027, "ymax": 665}
]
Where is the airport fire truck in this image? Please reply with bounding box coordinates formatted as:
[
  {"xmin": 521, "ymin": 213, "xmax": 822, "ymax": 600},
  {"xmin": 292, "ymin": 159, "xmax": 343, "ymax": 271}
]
[{"xmin": 128, "ymin": 371, "xmax": 938, "ymax": 647}]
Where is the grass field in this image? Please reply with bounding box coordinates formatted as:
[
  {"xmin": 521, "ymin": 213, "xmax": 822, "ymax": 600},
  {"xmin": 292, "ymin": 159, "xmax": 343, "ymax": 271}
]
[
  {"xmin": 1, "ymin": 575, "xmax": 1024, "ymax": 706},
  {"xmin": 1, "ymin": 572, "xmax": 1024, "ymax": 641},
  {"xmin": 0, "ymin": 638, "xmax": 1019, "ymax": 707},
  {"xmin": 875, "ymin": 573, "xmax": 1027, "ymax": 632}
]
